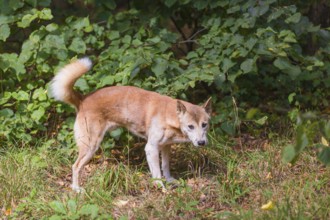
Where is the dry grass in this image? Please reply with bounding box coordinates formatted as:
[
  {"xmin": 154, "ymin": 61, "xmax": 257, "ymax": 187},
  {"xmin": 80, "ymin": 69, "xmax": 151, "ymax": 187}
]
[{"xmin": 1, "ymin": 135, "xmax": 330, "ymax": 219}]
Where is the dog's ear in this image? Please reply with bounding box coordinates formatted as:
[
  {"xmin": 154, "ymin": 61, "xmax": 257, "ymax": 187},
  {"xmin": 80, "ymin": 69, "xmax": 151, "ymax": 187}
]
[
  {"xmin": 177, "ymin": 100, "xmax": 187, "ymax": 115},
  {"xmin": 202, "ymin": 97, "xmax": 212, "ymax": 115}
]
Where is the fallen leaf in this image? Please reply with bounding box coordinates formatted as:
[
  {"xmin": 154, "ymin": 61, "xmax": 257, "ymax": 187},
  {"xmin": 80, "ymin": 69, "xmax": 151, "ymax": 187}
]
[
  {"xmin": 321, "ymin": 136, "xmax": 329, "ymax": 146},
  {"xmin": 266, "ymin": 172, "xmax": 272, "ymax": 179},
  {"xmin": 261, "ymin": 201, "xmax": 274, "ymax": 210},
  {"xmin": 113, "ymin": 200, "xmax": 129, "ymax": 207},
  {"xmin": 5, "ymin": 208, "xmax": 12, "ymax": 216}
]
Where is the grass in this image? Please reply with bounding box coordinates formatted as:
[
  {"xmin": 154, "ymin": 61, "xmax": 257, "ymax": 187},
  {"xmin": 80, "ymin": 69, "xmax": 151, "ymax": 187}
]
[{"xmin": 1, "ymin": 134, "xmax": 330, "ymax": 219}]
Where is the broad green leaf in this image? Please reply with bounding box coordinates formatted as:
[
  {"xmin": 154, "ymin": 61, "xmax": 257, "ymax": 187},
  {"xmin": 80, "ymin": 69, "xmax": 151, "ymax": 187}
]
[
  {"xmin": 246, "ymin": 108, "xmax": 259, "ymax": 120},
  {"xmin": 148, "ymin": 36, "xmax": 161, "ymax": 44},
  {"xmin": 231, "ymin": 34, "xmax": 244, "ymax": 45},
  {"xmin": 0, "ymin": 53, "xmax": 26, "ymax": 74},
  {"xmin": 38, "ymin": 8, "xmax": 53, "ymax": 20},
  {"xmin": 78, "ymin": 204, "xmax": 99, "ymax": 219},
  {"xmin": 0, "ymin": 23, "xmax": 10, "ymax": 41},
  {"xmin": 318, "ymin": 147, "xmax": 330, "ymax": 166},
  {"xmin": 108, "ymin": 31, "xmax": 120, "ymax": 40},
  {"xmin": 99, "ymin": 75, "xmax": 115, "ymax": 87},
  {"xmin": 72, "ymin": 17, "xmax": 90, "ymax": 30},
  {"xmin": 0, "ymin": 92, "xmax": 11, "ymax": 105},
  {"xmin": 249, "ymin": 5, "xmax": 269, "ymax": 17},
  {"xmin": 13, "ymin": 91, "xmax": 29, "ymax": 101},
  {"xmin": 111, "ymin": 128, "xmax": 123, "ymax": 140},
  {"xmin": 240, "ymin": 59, "xmax": 254, "ymax": 73},
  {"xmin": 214, "ymin": 73, "xmax": 226, "ymax": 88},
  {"xmin": 227, "ymin": 5, "xmax": 240, "ymax": 14},
  {"xmin": 151, "ymin": 58, "xmax": 168, "ymax": 77},
  {"xmin": 49, "ymin": 201, "xmax": 67, "ymax": 215},
  {"xmin": 295, "ymin": 127, "xmax": 309, "ymax": 152},
  {"xmin": 186, "ymin": 51, "xmax": 198, "ymax": 59},
  {"xmin": 267, "ymin": 8, "xmax": 284, "ymax": 22},
  {"xmin": 285, "ymin": 12, "xmax": 301, "ymax": 24},
  {"xmin": 228, "ymin": 70, "xmax": 242, "ymax": 83},
  {"xmin": 31, "ymin": 107, "xmax": 45, "ymax": 122},
  {"xmin": 32, "ymin": 88, "xmax": 47, "ymax": 101},
  {"xmin": 46, "ymin": 23, "xmax": 58, "ymax": 32},
  {"xmin": 130, "ymin": 66, "xmax": 140, "ymax": 80},
  {"xmin": 288, "ymin": 92, "xmax": 296, "ymax": 104},
  {"xmin": 273, "ymin": 58, "xmax": 301, "ymax": 78},
  {"xmin": 281, "ymin": 144, "xmax": 296, "ymax": 163},
  {"xmin": 69, "ymin": 37, "xmax": 86, "ymax": 54},
  {"xmin": 279, "ymin": 30, "xmax": 297, "ymax": 43},
  {"xmin": 45, "ymin": 34, "xmax": 66, "ymax": 49},
  {"xmin": 75, "ymin": 78, "xmax": 89, "ymax": 91},
  {"xmin": 245, "ymin": 37, "xmax": 257, "ymax": 50},
  {"xmin": 67, "ymin": 200, "xmax": 77, "ymax": 213},
  {"xmin": 320, "ymin": 121, "xmax": 330, "ymax": 140},
  {"xmin": 0, "ymin": 108, "xmax": 14, "ymax": 117},
  {"xmin": 222, "ymin": 58, "xmax": 235, "ymax": 73},
  {"xmin": 255, "ymin": 116, "xmax": 268, "ymax": 125},
  {"xmin": 17, "ymin": 12, "xmax": 38, "ymax": 28},
  {"xmin": 132, "ymin": 39, "xmax": 142, "ymax": 47},
  {"xmin": 9, "ymin": 0, "xmax": 24, "ymax": 10},
  {"xmin": 19, "ymin": 40, "xmax": 35, "ymax": 63},
  {"xmin": 221, "ymin": 121, "xmax": 236, "ymax": 136},
  {"xmin": 122, "ymin": 35, "xmax": 131, "ymax": 45}
]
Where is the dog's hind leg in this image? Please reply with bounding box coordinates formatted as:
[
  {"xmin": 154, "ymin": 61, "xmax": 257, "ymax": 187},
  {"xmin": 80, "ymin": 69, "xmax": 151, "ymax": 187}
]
[{"xmin": 71, "ymin": 118, "xmax": 108, "ymax": 192}]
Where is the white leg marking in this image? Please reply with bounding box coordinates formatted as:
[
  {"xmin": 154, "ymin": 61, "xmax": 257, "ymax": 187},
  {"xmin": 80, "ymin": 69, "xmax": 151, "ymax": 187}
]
[
  {"xmin": 161, "ymin": 145, "xmax": 176, "ymax": 182},
  {"xmin": 145, "ymin": 142, "xmax": 164, "ymax": 188}
]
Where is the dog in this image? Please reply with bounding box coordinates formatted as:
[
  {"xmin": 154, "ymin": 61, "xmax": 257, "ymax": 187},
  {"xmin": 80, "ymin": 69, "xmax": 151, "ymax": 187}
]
[{"xmin": 50, "ymin": 58, "xmax": 212, "ymax": 192}]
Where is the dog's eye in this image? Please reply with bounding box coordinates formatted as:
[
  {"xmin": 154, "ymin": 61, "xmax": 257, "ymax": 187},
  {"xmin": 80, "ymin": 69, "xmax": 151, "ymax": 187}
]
[
  {"xmin": 202, "ymin": 122, "xmax": 207, "ymax": 128},
  {"xmin": 188, "ymin": 125, "xmax": 194, "ymax": 130}
]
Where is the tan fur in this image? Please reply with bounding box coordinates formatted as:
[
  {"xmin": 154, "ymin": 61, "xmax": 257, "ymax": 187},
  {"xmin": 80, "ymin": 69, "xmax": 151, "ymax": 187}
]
[{"xmin": 50, "ymin": 58, "xmax": 212, "ymax": 192}]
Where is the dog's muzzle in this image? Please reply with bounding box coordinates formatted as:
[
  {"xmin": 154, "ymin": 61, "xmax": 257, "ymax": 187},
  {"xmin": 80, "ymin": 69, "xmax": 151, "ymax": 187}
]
[{"xmin": 197, "ymin": 140, "xmax": 206, "ymax": 146}]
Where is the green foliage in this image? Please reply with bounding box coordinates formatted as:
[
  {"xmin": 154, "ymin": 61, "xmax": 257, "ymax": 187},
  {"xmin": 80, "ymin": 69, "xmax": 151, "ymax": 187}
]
[
  {"xmin": 48, "ymin": 200, "xmax": 111, "ymax": 220},
  {"xmin": 282, "ymin": 111, "xmax": 330, "ymax": 165},
  {"xmin": 0, "ymin": 0, "xmax": 330, "ymax": 167}
]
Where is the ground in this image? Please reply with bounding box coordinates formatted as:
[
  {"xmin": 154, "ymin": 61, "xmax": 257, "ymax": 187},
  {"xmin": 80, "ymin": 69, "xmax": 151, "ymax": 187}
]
[{"xmin": 0, "ymin": 133, "xmax": 330, "ymax": 219}]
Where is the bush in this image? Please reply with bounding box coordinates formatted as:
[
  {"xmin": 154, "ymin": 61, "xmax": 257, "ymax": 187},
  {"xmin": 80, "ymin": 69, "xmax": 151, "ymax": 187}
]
[{"xmin": 1, "ymin": 0, "xmax": 330, "ymax": 149}]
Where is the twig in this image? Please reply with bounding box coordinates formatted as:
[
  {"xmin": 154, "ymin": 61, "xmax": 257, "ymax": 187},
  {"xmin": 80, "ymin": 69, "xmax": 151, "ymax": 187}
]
[{"xmin": 170, "ymin": 16, "xmax": 188, "ymax": 41}]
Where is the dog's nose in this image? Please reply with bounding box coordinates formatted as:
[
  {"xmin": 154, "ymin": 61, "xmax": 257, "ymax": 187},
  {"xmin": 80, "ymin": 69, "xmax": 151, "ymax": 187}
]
[{"xmin": 197, "ymin": 140, "xmax": 206, "ymax": 146}]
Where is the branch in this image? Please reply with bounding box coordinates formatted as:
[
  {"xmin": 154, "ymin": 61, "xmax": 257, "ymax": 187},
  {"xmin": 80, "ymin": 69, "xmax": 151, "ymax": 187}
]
[{"xmin": 170, "ymin": 16, "xmax": 188, "ymax": 41}]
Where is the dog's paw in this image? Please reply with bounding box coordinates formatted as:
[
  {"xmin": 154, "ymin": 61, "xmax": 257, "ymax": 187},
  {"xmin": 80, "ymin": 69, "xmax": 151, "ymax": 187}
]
[
  {"xmin": 153, "ymin": 179, "xmax": 165, "ymax": 188},
  {"xmin": 166, "ymin": 176, "xmax": 177, "ymax": 183},
  {"xmin": 166, "ymin": 177, "xmax": 180, "ymax": 189},
  {"xmin": 71, "ymin": 184, "xmax": 85, "ymax": 193}
]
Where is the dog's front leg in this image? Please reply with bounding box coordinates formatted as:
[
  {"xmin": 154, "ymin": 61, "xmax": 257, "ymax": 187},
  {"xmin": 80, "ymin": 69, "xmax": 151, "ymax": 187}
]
[
  {"xmin": 145, "ymin": 142, "xmax": 164, "ymax": 188},
  {"xmin": 161, "ymin": 145, "xmax": 176, "ymax": 183}
]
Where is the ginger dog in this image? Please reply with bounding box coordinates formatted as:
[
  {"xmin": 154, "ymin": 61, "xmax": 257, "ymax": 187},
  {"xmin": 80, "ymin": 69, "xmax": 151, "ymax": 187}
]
[{"xmin": 50, "ymin": 58, "xmax": 212, "ymax": 192}]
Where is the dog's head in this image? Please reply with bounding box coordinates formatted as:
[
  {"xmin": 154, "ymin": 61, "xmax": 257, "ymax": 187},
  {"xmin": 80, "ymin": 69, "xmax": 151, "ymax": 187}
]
[{"xmin": 177, "ymin": 98, "xmax": 212, "ymax": 147}]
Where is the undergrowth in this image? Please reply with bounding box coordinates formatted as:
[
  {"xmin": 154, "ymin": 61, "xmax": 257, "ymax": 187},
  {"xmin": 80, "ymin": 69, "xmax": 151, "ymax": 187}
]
[{"xmin": 0, "ymin": 134, "xmax": 330, "ymax": 219}]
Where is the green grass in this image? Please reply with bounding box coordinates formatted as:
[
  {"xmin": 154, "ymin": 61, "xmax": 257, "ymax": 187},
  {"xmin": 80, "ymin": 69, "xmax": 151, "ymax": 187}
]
[{"xmin": 1, "ymin": 135, "xmax": 330, "ymax": 219}]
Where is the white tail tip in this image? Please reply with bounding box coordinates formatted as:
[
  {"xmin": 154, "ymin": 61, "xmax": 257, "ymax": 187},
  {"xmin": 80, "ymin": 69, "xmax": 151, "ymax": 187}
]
[{"xmin": 78, "ymin": 57, "xmax": 92, "ymax": 70}]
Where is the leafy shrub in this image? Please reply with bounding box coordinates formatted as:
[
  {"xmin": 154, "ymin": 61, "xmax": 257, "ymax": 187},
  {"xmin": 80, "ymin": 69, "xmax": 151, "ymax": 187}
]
[{"xmin": 1, "ymin": 0, "xmax": 330, "ymax": 149}]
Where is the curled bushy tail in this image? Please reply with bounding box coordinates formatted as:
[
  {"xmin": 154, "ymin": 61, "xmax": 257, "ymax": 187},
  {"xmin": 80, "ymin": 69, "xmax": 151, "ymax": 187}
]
[{"xmin": 50, "ymin": 58, "xmax": 92, "ymax": 109}]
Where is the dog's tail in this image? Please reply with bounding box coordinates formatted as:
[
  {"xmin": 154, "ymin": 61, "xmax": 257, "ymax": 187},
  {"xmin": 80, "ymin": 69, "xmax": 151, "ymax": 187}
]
[{"xmin": 50, "ymin": 57, "xmax": 92, "ymax": 110}]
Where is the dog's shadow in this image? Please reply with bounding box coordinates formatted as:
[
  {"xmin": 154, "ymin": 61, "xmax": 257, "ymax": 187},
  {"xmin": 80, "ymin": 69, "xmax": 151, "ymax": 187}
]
[{"xmin": 98, "ymin": 138, "xmax": 225, "ymax": 181}]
